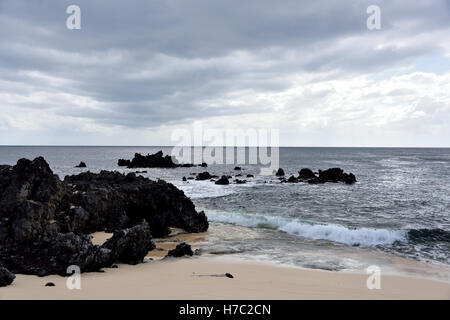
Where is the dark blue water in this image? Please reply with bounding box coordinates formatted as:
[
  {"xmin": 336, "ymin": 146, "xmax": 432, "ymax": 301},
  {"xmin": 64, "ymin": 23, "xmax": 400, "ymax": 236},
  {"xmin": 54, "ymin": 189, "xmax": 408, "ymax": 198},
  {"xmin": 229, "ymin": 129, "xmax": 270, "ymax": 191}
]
[{"xmin": 0, "ymin": 146, "xmax": 449, "ymax": 275}]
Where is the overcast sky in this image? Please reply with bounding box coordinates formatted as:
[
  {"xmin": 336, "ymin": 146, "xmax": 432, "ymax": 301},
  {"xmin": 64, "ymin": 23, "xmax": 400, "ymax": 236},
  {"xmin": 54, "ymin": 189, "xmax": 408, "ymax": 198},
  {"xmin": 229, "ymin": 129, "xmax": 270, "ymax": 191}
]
[{"xmin": 0, "ymin": 0, "xmax": 449, "ymax": 146}]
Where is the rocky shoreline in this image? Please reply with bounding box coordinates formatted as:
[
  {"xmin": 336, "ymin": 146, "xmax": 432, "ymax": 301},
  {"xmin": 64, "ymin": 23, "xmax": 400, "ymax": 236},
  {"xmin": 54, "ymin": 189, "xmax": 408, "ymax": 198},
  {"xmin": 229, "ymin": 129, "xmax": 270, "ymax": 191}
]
[
  {"xmin": 0, "ymin": 154, "xmax": 358, "ymax": 288},
  {"xmin": 0, "ymin": 157, "xmax": 208, "ymax": 286}
]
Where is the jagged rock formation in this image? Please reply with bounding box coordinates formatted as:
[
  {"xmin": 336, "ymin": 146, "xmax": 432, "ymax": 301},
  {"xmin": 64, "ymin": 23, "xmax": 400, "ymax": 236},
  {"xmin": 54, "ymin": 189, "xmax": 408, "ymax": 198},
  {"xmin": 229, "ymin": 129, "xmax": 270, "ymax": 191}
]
[
  {"xmin": 118, "ymin": 151, "xmax": 178, "ymax": 168},
  {"xmin": 117, "ymin": 150, "xmax": 199, "ymax": 168},
  {"xmin": 0, "ymin": 157, "xmax": 208, "ymax": 278}
]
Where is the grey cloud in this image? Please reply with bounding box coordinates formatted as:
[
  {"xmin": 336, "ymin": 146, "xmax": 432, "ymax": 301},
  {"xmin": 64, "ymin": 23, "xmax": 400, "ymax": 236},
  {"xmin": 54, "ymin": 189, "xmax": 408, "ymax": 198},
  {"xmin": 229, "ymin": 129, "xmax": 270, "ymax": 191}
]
[{"xmin": 0, "ymin": 0, "xmax": 449, "ymax": 144}]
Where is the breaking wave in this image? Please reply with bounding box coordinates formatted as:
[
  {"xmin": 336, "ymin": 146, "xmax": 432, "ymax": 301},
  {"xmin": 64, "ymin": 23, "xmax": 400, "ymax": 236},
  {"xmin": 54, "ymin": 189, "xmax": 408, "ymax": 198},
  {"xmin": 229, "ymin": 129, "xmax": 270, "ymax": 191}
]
[{"xmin": 206, "ymin": 210, "xmax": 407, "ymax": 246}]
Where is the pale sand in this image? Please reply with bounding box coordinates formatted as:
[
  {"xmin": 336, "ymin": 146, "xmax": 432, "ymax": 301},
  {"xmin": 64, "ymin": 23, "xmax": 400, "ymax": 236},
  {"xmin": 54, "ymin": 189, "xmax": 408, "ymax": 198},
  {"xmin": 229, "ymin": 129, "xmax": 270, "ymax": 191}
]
[{"xmin": 1, "ymin": 256, "xmax": 449, "ymax": 300}]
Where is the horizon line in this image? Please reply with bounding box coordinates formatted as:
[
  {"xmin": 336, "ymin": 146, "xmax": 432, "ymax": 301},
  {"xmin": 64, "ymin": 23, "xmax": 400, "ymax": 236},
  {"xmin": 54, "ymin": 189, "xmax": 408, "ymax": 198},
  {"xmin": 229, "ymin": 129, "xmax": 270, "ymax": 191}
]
[{"xmin": 0, "ymin": 145, "xmax": 449, "ymax": 149}]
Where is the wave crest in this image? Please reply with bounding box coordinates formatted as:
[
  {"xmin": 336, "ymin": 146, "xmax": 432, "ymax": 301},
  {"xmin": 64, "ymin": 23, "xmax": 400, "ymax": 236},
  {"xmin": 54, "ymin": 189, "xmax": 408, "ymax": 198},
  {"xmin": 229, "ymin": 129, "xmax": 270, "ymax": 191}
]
[{"xmin": 206, "ymin": 210, "xmax": 406, "ymax": 246}]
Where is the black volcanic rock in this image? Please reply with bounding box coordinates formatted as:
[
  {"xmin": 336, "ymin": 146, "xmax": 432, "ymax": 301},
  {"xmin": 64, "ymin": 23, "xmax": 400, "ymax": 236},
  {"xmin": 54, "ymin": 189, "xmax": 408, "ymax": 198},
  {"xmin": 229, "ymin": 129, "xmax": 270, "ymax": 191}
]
[
  {"xmin": 234, "ymin": 166, "xmax": 241, "ymax": 171},
  {"xmin": 64, "ymin": 171, "xmax": 209, "ymax": 237},
  {"xmin": 306, "ymin": 168, "xmax": 356, "ymax": 184},
  {"xmin": 298, "ymin": 168, "xmax": 316, "ymax": 180},
  {"xmin": 117, "ymin": 159, "xmax": 131, "ymax": 167},
  {"xmin": 0, "ymin": 157, "xmax": 208, "ymax": 276},
  {"xmin": 318, "ymin": 168, "xmax": 356, "ymax": 184},
  {"xmin": 287, "ymin": 175, "xmax": 299, "ymax": 183},
  {"xmin": 118, "ymin": 151, "xmax": 179, "ymax": 168},
  {"xmin": 0, "ymin": 231, "xmax": 113, "ymax": 276},
  {"xmin": 166, "ymin": 242, "xmax": 193, "ymax": 258},
  {"xmin": 275, "ymin": 168, "xmax": 285, "ymax": 176},
  {"xmin": 195, "ymin": 172, "xmax": 213, "ymax": 180},
  {"xmin": 234, "ymin": 179, "xmax": 247, "ymax": 184},
  {"xmin": 215, "ymin": 175, "xmax": 230, "ymax": 185},
  {"xmin": 201, "ymin": 162, "xmax": 208, "ymax": 167},
  {"xmin": 75, "ymin": 162, "xmax": 87, "ymax": 168},
  {"xmin": 0, "ymin": 265, "xmax": 15, "ymax": 287},
  {"xmin": 103, "ymin": 221, "xmax": 155, "ymax": 265}
]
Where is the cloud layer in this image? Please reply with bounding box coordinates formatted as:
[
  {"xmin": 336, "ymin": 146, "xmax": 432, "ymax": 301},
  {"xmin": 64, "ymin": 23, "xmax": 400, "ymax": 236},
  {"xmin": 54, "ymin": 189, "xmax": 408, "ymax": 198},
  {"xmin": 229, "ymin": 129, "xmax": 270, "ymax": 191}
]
[{"xmin": 0, "ymin": 0, "xmax": 449, "ymax": 146}]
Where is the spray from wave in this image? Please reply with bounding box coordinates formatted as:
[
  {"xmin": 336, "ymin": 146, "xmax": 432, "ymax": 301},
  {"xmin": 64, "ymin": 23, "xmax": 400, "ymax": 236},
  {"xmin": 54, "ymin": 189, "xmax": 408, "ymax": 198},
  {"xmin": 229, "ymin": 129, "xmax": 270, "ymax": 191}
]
[{"xmin": 206, "ymin": 210, "xmax": 407, "ymax": 246}]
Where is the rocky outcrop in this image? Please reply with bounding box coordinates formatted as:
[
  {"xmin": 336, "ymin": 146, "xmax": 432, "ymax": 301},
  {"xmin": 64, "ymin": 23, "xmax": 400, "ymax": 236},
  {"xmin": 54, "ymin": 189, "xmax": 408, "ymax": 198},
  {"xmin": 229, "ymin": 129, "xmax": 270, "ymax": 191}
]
[
  {"xmin": 0, "ymin": 265, "xmax": 15, "ymax": 287},
  {"xmin": 117, "ymin": 150, "xmax": 199, "ymax": 168},
  {"xmin": 215, "ymin": 176, "xmax": 230, "ymax": 185},
  {"xmin": 0, "ymin": 157, "xmax": 208, "ymax": 276},
  {"xmin": 103, "ymin": 221, "xmax": 155, "ymax": 265},
  {"xmin": 166, "ymin": 243, "xmax": 193, "ymax": 258},
  {"xmin": 75, "ymin": 162, "xmax": 87, "ymax": 168},
  {"xmin": 0, "ymin": 232, "xmax": 113, "ymax": 276},
  {"xmin": 275, "ymin": 168, "xmax": 285, "ymax": 176},
  {"xmin": 307, "ymin": 168, "xmax": 356, "ymax": 184},
  {"xmin": 118, "ymin": 151, "xmax": 178, "ymax": 168},
  {"xmin": 63, "ymin": 170, "xmax": 208, "ymax": 237},
  {"xmin": 298, "ymin": 168, "xmax": 316, "ymax": 180},
  {"xmin": 117, "ymin": 159, "xmax": 131, "ymax": 167},
  {"xmin": 195, "ymin": 172, "xmax": 214, "ymax": 180}
]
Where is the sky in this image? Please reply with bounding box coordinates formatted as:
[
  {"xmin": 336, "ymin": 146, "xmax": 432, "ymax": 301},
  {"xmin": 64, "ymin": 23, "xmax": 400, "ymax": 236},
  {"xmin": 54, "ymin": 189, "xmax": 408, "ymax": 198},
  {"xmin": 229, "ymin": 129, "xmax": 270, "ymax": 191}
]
[{"xmin": 0, "ymin": 0, "xmax": 449, "ymax": 147}]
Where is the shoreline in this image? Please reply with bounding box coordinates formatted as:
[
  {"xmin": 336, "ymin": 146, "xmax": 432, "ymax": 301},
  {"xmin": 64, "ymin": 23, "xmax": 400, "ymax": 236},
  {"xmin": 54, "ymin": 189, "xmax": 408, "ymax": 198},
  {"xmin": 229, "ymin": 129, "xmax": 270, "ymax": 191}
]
[{"xmin": 1, "ymin": 255, "xmax": 449, "ymax": 300}]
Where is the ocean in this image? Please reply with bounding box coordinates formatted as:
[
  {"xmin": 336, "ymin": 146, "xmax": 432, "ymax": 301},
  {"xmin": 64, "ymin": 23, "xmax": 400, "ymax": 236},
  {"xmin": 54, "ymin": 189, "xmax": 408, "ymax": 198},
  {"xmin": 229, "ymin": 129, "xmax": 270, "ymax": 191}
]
[{"xmin": 1, "ymin": 146, "xmax": 449, "ymax": 280}]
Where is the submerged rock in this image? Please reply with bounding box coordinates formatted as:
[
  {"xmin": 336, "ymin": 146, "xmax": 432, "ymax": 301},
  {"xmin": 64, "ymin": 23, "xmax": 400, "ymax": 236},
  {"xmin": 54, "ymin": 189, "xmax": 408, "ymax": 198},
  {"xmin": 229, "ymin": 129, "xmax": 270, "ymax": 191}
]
[
  {"xmin": 166, "ymin": 242, "xmax": 193, "ymax": 258},
  {"xmin": 0, "ymin": 265, "xmax": 15, "ymax": 287}
]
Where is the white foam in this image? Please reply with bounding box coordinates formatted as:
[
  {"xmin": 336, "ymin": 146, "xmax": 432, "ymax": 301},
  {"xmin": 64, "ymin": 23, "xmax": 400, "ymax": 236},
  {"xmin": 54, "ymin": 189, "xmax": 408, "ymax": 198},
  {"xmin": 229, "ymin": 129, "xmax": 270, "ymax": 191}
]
[
  {"xmin": 206, "ymin": 210, "xmax": 406, "ymax": 246},
  {"xmin": 173, "ymin": 179, "xmax": 260, "ymax": 199}
]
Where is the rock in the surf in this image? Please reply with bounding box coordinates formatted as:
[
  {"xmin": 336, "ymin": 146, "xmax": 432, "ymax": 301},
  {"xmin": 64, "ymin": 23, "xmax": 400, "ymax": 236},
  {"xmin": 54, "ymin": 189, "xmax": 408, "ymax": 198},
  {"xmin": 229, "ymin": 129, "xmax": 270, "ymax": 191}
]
[
  {"xmin": 215, "ymin": 175, "xmax": 230, "ymax": 185},
  {"xmin": 166, "ymin": 242, "xmax": 194, "ymax": 258},
  {"xmin": 75, "ymin": 162, "xmax": 87, "ymax": 168}
]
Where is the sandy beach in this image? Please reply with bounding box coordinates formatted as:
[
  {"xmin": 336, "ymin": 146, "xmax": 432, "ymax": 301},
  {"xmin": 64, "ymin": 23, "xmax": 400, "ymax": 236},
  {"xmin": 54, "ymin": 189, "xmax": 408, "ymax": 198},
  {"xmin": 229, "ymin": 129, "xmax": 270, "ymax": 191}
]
[
  {"xmin": 1, "ymin": 255, "xmax": 449, "ymax": 300},
  {"xmin": 1, "ymin": 232, "xmax": 449, "ymax": 300}
]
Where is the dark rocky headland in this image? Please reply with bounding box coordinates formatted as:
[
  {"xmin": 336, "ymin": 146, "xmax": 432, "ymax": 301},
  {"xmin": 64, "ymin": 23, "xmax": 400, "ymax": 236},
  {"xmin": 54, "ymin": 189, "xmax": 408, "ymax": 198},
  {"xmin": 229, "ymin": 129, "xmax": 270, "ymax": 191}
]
[{"xmin": 0, "ymin": 157, "xmax": 208, "ymax": 285}]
